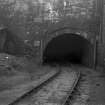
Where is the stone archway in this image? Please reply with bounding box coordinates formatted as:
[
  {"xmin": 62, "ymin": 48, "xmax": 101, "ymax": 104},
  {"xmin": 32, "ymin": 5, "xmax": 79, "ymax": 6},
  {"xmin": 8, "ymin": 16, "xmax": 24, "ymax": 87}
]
[
  {"xmin": 42, "ymin": 28, "xmax": 94, "ymax": 67},
  {"xmin": 43, "ymin": 27, "xmax": 94, "ymax": 50}
]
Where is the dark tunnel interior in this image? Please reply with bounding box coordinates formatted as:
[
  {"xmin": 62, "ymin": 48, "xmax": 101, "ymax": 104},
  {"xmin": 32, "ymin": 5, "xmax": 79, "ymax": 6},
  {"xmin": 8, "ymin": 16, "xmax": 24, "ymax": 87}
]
[{"xmin": 43, "ymin": 33, "xmax": 93, "ymax": 66}]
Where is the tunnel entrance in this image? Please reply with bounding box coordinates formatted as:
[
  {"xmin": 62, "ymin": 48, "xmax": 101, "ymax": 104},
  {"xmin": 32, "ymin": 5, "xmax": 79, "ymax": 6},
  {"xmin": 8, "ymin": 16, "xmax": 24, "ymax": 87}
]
[{"xmin": 43, "ymin": 33, "xmax": 93, "ymax": 67}]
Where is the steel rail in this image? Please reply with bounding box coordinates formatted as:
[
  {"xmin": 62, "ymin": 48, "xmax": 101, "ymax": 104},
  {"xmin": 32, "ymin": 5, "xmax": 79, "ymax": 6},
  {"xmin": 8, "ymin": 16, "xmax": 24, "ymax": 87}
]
[
  {"xmin": 8, "ymin": 66, "xmax": 61, "ymax": 105},
  {"xmin": 8, "ymin": 65, "xmax": 80, "ymax": 105},
  {"xmin": 63, "ymin": 70, "xmax": 81, "ymax": 105}
]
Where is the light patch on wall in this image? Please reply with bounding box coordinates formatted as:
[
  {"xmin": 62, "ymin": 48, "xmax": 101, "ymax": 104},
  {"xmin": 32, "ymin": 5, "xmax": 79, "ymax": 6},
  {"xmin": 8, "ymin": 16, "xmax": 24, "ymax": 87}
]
[
  {"xmin": 13, "ymin": 1, "xmax": 29, "ymax": 12},
  {"xmin": 34, "ymin": 40, "xmax": 40, "ymax": 47},
  {"xmin": 5, "ymin": 0, "xmax": 15, "ymax": 3},
  {"xmin": 75, "ymin": 32, "xmax": 81, "ymax": 35},
  {"xmin": 82, "ymin": 32, "xmax": 88, "ymax": 38}
]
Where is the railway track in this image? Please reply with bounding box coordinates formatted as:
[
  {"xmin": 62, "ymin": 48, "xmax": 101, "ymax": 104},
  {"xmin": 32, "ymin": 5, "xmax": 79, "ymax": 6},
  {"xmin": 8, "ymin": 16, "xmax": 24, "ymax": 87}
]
[
  {"xmin": 63, "ymin": 70, "xmax": 80, "ymax": 105},
  {"xmin": 67, "ymin": 66, "xmax": 92, "ymax": 105},
  {"xmin": 8, "ymin": 65, "xmax": 80, "ymax": 105}
]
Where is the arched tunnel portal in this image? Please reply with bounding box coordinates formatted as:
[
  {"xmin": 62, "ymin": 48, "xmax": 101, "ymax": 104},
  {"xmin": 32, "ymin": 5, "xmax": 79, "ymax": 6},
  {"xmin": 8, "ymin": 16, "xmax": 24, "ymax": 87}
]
[{"xmin": 43, "ymin": 33, "xmax": 94, "ymax": 67}]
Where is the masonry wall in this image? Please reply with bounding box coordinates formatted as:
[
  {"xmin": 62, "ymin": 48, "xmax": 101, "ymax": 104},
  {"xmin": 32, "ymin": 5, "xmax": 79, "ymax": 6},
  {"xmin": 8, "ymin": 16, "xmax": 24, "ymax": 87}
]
[
  {"xmin": 96, "ymin": 43, "xmax": 104, "ymax": 67},
  {"xmin": 96, "ymin": 0, "xmax": 105, "ymax": 67},
  {"xmin": 97, "ymin": 1, "xmax": 105, "ymax": 67},
  {"xmin": 0, "ymin": 0, "xmax": 103, "ymax": 68}
]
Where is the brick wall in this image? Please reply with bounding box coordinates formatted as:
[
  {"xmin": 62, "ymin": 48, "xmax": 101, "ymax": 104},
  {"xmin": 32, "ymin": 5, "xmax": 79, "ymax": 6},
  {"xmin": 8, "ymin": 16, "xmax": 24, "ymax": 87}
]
[
  {"xmin": 0, "ymin": 0, "xmax": 103, "ymax": 67},
  {"xmin": 96, "ymin": 43, "xmax": 104, "ymax": 67},
  {"xmin": 97, "ymin": 1, "xmax": 105, "ymax": 67},
  {"xmin": 100, "ymin": 3, "xmax": 105, "ymax": 67}
]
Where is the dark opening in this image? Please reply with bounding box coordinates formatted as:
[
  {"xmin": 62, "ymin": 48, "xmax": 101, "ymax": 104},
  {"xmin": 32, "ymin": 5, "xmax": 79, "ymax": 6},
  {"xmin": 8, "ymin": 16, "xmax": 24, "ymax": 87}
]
[{"xmin": 43, "ymin": 33, "xmax": 93, "ymax": 66}]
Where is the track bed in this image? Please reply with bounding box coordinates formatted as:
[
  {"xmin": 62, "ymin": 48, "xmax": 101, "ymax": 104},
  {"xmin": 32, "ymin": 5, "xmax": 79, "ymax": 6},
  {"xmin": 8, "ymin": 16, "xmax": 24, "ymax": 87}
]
[{"xmin": 11, "ymin": 67, "xmax": 80, "ymax": 105}]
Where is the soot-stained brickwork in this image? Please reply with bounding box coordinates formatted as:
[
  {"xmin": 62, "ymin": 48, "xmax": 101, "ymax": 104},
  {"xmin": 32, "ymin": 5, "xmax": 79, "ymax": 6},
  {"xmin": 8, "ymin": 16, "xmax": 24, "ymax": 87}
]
[{"xmin": 0, "ymin": 0, "xmax": 103, "ymax": 67}]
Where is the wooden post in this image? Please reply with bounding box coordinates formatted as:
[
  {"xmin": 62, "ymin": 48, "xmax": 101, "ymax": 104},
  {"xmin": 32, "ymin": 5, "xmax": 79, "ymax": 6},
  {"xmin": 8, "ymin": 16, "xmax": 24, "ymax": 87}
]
[
  {"xmin": 93, "ymin": 37, "xmax": 97, "ymax": 69},
  {"xmin": 40, "ymin": 39, "xmax": 43, "ymax": 65}
]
